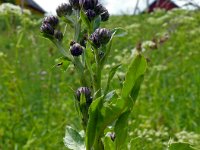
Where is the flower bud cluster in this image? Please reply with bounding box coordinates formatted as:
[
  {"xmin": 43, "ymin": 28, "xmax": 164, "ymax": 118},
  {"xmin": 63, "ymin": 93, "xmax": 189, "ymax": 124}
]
[
  {"xmin": 69, "ymin": 0, "xmax": 80, "ymax": 10},
  {"xmin": 40, "ymin": 16, "xmax": 63, "ymax": 41},
  {"xmin": 90, "ymin": 28, "xmax": 112, "ymax": 48},
  {"xmin": 56, "ymin": 3, "xmax": 72, "ymax": 17},
  {"xmin": 80, "ymin": 0, "xmax": 109, "ymax": 22},
  {"xmin": 56, "ymin": 0, "xmax": 109, "ymax": 22}
]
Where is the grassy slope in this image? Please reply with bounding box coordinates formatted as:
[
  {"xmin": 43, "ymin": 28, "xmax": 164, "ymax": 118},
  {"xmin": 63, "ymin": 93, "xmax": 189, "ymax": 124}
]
[{"xmin": 0, "ymin": 9, "xmax": 200, "ymax": 149}]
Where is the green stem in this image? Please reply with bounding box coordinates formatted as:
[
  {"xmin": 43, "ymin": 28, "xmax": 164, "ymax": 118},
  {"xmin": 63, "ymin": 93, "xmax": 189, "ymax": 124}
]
[
  {"xmin": 74, "ymin": 10, "xmax": 81, "ymax": 42},
  {"xmin": 93, "ymin": 136, "xmax": 104, "ymax": 150},
  {"xmin": 73, "ymin": 57, "xmax": 87, "ymax": 86},
  {"xmin": 93, "ymin": 47, "xmax": 102, "ymax": 99}
]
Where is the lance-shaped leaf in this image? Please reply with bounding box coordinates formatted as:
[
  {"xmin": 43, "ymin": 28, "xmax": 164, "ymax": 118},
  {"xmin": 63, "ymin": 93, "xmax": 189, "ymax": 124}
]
[
  {"xmin": 80, "ymin": 9, "xmax": 91, "ymax": 31},
  {"xmin": 129, "ymin": 75, "xmax": 144, "ymax": 106},
  {"xmin": 63, "ymin": 126, "xmax": 85, "ymax": 150},
  {"xmin": 114, "ymin": 110, "xmax": 130, "ymax": 150},
  {"xmin": 93, "ymin": 16, "xmax": 101, "ymax": 31},
  {"xmin": 114, "ymin": 75, "xmax": 144, "ymax": 149},
  {"xmin": 100, "ymin": 31, "xmax": 116, "ymax": 67},
  {"xmin": 121, "ymin": 54, "xmax": 147, "ymax": 100},
  {"xmin": 104, "ymin": 64, "xmax": 121, "ymax": 95},
  {"xmin": 111, "ymin": 28, "xmax": 127, "ymax": 37},
  {"xmin": 86, "ymin": 97, "xmax": 103, "ymax": 150},
  {"xmin": 94, "ymin": 98, "xmax": 124, "ymax": 143},
  {"xmin": 103, "ymin": 136, "xmax": 115, "ymax": 150}
]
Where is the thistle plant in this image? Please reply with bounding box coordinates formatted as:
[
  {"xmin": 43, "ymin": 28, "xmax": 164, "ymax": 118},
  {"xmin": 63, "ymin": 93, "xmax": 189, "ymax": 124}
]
[{"xmin": 40, "ymin": 0, "xmax": 147, "ymax": 149}]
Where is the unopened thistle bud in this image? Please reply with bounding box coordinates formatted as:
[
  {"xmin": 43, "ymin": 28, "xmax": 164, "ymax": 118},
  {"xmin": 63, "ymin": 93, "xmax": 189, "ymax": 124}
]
[
  {"xmin": 95, "ymin": 4, "xmax": 109, "ymax": 21},
  {"xmin": 40, "ymin": 23, "xmax": 54, "ymax": 35},
  {"xmin": 69, "ymin": 0, "xmax": 80, "ymax": 10},
  {"xmin": 95, "ymin": 4, "xmax": 106, "ymax": 15},
  {"xmin": 101, "ymin": 9, "xmax": 109, "ymax": 21},
  {"xmin": 56, "ymin": 3, "xmax": 72, "ymax": 17},
  {"xmin": 85, "ymin": 9, "xmax": 96, "ymax": 21},
  {"xmin": 43, "ymin": 16, "xmax": 59, "ymax": 28},
  {"xmin": 54, "ymin": 30, "xmax": 63, "ymax": 41},
  {"xmin": 76, "ymin": 87, "xmax": 92, "ymax": 104},
  {"xmin": 90, "ymin": 28, "xmax": 111, "ymax": 47},
  {"xmin": 79, "ymin": 0, "xmax": 98, "ymax": 10},
  {"xmin": 70, "ymin": 43, "xmax": 83, "ymax": 56}
]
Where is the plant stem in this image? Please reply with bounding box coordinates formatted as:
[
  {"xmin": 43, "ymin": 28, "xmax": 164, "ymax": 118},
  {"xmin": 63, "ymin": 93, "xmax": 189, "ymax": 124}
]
[
  {"xmin": 93, "ymin": 47, "xmax": 102, "ymax": 99},
  {"xmin": 74, "ymin": 10, "xmax": 81, "ymax": 42},
  {"xmin": 93, "ymin": 136, "xmax": 104, "ymax": 150}
]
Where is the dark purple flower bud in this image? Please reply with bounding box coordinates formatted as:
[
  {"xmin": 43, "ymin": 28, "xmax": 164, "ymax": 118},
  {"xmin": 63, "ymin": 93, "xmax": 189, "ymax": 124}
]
[
  {"xmin": 79, "ymin": 0, "xmax": 98, "ymax": 10},
  {"xmin": 69, "ymin": 0, "xmax": 80, "ymax": 10},
  {"xmin": 95, "ymin": 4, "xmax": 106, "ymax": 15},
  {"xmin": 90, "ymin": 33, "xmax": 100, "ymax": 48},
  {"xmin": 54, "ymin": 30, "xmax": 63, "ymax": 41},
  {"xmin": 90, "ymin": 28, "xmax": 111, "ymax": 47},
  {"xmin": 40, "ymin": 23, "xmax": 54, "ymax": 35},
  {"xmin": 43, "ymin": 16, "xmax": 59, "ymax": 28},
  {"xmin": 70, "ymin": 43, "xmax": 83, "ymax": 56},
  {"xmin": 56, "ymin": 3, "xmax": 72, "ymax": 17},
  {"xmin": 85, "ymin": 9, "xmax": 96, "ymax": 21},
  {"xmin": 101, "ymin": 9, "xmax": 109, "ymax": 21},
  {"xmin": 76, "ymin": 87, "xmax": 92, "ymax": 104}
]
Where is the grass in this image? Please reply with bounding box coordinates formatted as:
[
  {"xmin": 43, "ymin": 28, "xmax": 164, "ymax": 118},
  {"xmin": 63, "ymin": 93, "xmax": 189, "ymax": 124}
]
[{"xmin": 0, "ymin": 8, "xmax": 200, "ymax": 149}]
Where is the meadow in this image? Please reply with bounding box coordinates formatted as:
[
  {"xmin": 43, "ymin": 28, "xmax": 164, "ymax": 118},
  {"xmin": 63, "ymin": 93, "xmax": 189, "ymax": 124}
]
[{"xmin": 0, "ymin": 4, "xmax": 200, "ymax": 150}]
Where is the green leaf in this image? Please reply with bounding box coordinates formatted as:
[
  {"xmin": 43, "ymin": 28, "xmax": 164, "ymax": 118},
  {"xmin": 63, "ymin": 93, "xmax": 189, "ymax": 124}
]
[
  {"xmin": 114, "ymin": 76, "xmax": 145, "ymax": 149},
  {"xmin": 129, "ymin": 75, "xmax": 144, "ymax": 106},
  {"xmin": 100, "ymin": 31, "xmax": 116, "ymax": 66},
  {"xmin": 111, "ymin": 28, "xmax": 127, "ymax": 37},
  {"xmin": 103, "ymin": 136, "xmax": 115, "ymax": 150},
  {"xmin": 80, "ymin": 93, "xmax": 88, "ymax": 128},
  {"xmin": 121, "ymin": 54, "xmax": 147, "ymax": 100},
  {"xmin": 114, "ymin": 110, "xmax": 130, "ymax": 150},
  {"xmin": 80, "ymin": 9, "xmax": 91, "ymax": 31},
  {"xmin": 61, "ymin": 16, "xmax": 75, "ymax": 28},
  {"xmin": 169, "ymin": 142, "xmax": 196, "ymax": 150},
  {"xmin": 54, "ymin": 57, "xmax": 71, "ymax": 71},
  {"xmin": 95, "ymin": 98, "xmax": 124, "ymax": 141},
  {"xmin": 86, "ymin": 97, "xmax": 102, "ymax": 150},
  {"xmin": 93, "ymin": 16, "xmax": 101, "ymax": 30},
  {"xmin": 63, "ymin": 126, "xmax": 85, "ymax": 150},
  {"xmin": 104, "ymin": 90, "xmax": 117, "ymax": 102},
  {"xmin": 105, "ymin": 64, "xmax": 121, "ymax": 94},
  {"xmin": 85, "ymin": 44, "xmax": 94, "ymax": 81}
]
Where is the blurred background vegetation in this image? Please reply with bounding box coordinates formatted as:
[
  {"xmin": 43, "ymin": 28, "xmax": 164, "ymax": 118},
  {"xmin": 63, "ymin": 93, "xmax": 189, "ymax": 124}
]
[{"xmin": 0, "ymin": 2, "xmax": 200, "ymax": 150}]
